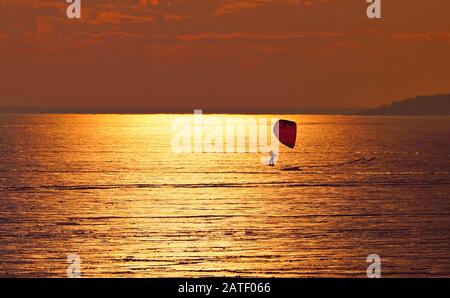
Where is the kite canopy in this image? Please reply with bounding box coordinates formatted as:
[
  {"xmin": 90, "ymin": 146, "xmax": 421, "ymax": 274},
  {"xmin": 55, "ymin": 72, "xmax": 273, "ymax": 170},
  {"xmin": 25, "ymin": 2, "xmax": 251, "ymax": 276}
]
[{"xmin": 273, "ymin": 119, "xmax": 297, "ymax": 148}]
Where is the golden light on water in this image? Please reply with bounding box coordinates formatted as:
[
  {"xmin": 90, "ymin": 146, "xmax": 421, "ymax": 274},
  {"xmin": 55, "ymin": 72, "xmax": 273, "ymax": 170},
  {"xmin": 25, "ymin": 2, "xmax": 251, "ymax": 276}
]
[{"xmin": 0, "ymin": 114, "xmax": 449, "ymax": 277}]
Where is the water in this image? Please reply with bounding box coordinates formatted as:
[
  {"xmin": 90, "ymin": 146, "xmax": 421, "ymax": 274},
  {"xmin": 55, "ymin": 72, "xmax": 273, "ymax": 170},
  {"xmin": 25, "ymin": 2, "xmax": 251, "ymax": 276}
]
[{"xmin": 0, "ymin": 114, "xmax": 449, "ymax": 277}]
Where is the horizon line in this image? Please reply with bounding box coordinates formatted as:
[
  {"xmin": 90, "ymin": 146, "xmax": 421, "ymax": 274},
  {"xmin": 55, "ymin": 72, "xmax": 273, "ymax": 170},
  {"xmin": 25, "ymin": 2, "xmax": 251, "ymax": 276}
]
[{"xmin": 0, "ymin": 106, "xmax": 366, "ymax": 115}]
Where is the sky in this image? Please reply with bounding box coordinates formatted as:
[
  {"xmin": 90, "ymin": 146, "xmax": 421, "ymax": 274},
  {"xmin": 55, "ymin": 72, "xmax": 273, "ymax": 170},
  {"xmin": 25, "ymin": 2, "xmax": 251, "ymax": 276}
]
[{"xmin": 0, "ymin": 0, "xmax": 449, "ymax": 110}]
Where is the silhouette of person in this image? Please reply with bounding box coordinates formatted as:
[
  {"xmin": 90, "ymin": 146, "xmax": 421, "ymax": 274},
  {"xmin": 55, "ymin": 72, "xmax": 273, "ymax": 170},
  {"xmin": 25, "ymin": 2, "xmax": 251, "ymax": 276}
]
[{"xmin": 268, "ymin": 150, "xmax": 277, "ymax": 166}]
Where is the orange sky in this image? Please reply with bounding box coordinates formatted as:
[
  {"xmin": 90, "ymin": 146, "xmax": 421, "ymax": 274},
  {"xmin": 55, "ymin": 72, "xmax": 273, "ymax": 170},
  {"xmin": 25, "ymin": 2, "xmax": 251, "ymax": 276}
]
[{"xmin": 0, "ymin": 0, "xmax": 449, "ymax": 110}]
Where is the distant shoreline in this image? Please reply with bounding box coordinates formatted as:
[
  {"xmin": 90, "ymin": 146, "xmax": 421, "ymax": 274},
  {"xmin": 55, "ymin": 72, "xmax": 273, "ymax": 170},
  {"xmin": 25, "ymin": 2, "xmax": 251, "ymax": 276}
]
[{"xmin": 357, "ymin": 94, "xmax": 450, "ymax": 116}]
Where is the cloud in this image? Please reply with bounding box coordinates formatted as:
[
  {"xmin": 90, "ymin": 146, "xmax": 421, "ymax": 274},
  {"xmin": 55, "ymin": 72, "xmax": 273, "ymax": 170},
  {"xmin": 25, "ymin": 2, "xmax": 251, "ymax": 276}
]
[
  {"xmin": 0, "ymin": 0, "xmax": 64, "ymax": 9},
  {"xmin": 139, "ymin": 0, "xmax": 160, "ymax": 6},
  {"xmin": 67, "ymin": 31, "xmax": 147, "ymax": 48},
  {"xmin": 164, "ymin": 13, "xmax": 188, "ymax": 21},
  {"xmin": 2, "ymin": 0, "xmax": 450, "ymax": 53},
  {"xmin": 176, "ymin": 31, "xmax": 348, "ymax": 42},
  {"xmin": 90, "ymin": 11, "xmax": 155, "ymax": 25},
  {"xmin": 388, "ymin": 32, "xmax": 450, "ymax": 42},
  {"xmin": 212, "ymin": 0, "xmax": 302, "ymax": 16}
]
